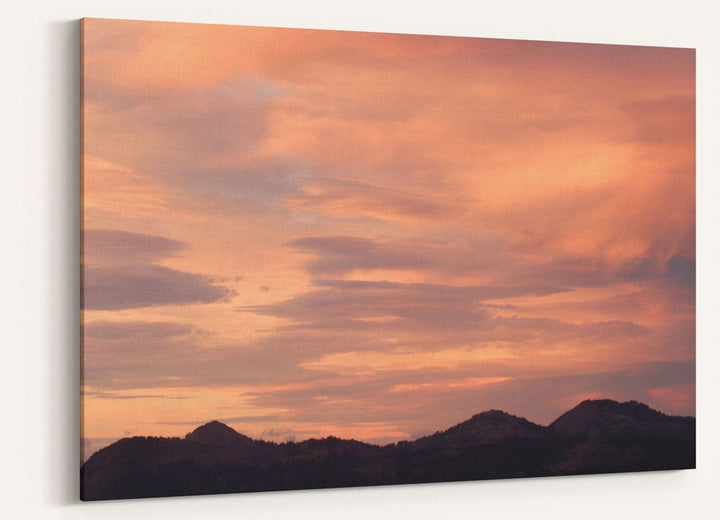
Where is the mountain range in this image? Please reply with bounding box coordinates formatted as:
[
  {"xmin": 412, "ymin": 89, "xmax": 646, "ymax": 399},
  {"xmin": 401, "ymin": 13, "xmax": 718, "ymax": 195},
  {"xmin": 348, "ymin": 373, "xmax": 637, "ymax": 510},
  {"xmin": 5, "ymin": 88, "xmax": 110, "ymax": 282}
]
[{"xmin": 80, "ymin": 399, "xmax": 695, "ymax": 500}]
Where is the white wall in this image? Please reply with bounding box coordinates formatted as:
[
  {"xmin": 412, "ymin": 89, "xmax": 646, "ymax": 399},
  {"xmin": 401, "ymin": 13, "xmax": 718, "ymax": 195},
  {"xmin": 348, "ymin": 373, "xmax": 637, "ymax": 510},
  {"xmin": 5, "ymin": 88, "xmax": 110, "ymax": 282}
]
[{"xmin": 2, "ymin": 1, "xmax": 718, "ymax": 518}]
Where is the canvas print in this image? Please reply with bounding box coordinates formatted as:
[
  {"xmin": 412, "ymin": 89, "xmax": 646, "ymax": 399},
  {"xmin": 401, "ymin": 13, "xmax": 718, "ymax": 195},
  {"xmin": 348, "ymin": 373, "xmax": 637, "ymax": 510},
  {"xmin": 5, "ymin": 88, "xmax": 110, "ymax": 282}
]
[{"xmin": 80, "ymin": 18, "xmax": 696, "ymax": 501}]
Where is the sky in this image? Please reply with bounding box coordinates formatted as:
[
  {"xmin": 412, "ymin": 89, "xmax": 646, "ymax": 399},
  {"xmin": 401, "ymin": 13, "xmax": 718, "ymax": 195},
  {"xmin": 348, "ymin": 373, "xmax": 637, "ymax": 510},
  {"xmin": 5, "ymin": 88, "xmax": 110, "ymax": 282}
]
[{"xmin": 80, "ymin": 18, "xmax": 695, "ymax": 460}]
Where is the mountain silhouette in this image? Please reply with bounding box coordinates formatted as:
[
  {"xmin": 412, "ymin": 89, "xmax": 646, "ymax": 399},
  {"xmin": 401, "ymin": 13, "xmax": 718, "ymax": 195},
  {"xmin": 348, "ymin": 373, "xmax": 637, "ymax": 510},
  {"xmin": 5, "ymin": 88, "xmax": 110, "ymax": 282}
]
[
  {"xmin": 418, "ymin": 409, "xmax": 553, "ymax": 448},
  {"xmin": 550, "ymin": 399, "xmax": 695, "ymax": 440},
  {"xmin": 185, "ymin": 420, "xmax": 255, "ymax": 448},
  {"xmin": 81, "ymin": 399, "xmax": 695, "ymax": 501}
]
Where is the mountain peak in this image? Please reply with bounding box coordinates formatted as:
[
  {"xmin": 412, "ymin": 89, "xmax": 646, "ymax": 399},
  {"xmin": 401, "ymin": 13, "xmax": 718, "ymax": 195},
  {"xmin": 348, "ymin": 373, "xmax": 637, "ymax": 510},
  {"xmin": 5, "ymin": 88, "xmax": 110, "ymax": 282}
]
[
  {"xmin": 576, "ymin": 398, "xmax": 649, "ymax": 410},
  {"xmin": 201, "ymin": 420, "xmax": 233, "ymax": 429},
  {"xmin": 550, "ymin": 399, "xmax": 694, "ymax": 439},
  {"xmin": 185, "ymin": 421, "xmax": 254, "ymax": 448},
  {"xmin": 471, "ymin": 409, "xmax": 516, "ymax": 419},
  {"xmin": 421, "ymin": 408, "xmax": 550, "ymax": 447}
]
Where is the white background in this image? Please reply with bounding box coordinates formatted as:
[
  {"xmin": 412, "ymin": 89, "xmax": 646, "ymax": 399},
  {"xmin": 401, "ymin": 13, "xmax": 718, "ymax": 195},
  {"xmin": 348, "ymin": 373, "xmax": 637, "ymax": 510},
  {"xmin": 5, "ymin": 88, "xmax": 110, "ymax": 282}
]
[{"xmin": 1, "ymin": 1, "xmax": 718, "ymax": 518}]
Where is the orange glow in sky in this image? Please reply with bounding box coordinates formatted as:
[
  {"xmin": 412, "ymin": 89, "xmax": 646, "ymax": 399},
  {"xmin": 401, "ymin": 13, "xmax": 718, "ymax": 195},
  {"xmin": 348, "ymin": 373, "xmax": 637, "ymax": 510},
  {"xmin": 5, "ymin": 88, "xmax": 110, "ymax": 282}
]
[{"xmin": 81, "ymin": 18, "xmax": 695, "ymax": 461}]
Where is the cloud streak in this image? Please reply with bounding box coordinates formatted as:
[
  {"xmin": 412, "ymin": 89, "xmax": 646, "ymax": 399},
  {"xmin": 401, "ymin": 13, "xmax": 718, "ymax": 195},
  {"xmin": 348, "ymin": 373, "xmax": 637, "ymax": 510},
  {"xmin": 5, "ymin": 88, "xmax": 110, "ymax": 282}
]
[
  {"xmin": 82, "ymin": 229, "xmax": 234, "ymax": 310},
  {"xmin": 83, "ymin": 264, "xmax": 234, "ymax": 310},
  {"xmin": 83, "ymin": 228, "xmax": 185, "ymax": 264}
]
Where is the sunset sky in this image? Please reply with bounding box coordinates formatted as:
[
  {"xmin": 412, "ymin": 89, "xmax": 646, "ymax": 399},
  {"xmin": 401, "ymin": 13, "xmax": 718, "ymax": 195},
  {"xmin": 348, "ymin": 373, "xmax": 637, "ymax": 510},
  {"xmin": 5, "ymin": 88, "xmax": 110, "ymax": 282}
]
[{"xmin": 80, "ymin": 18, "xmax": 695, "ymax": 460}]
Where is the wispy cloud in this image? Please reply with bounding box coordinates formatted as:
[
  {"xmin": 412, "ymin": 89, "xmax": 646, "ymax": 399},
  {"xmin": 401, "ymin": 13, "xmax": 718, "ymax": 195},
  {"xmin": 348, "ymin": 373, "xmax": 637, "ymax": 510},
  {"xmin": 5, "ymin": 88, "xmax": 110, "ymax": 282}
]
[
  {"xmin": 84, "ymin": 229, "xmax": 185, "ymax": 264},
  {"xmin": 83, "ymin": 264, "xmax": 234, "ymax": 310},
  {"xmin": 82, "ymin": 229, "xmax": 234, "ymax": 310}
]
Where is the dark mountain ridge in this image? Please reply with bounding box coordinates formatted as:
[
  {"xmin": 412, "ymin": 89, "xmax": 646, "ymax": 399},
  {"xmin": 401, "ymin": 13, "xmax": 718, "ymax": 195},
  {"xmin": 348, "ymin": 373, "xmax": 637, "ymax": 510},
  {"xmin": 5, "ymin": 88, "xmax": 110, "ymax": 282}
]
[
  {"xmin": 550, "ymin": 399, "xmax": 695, "ymax": 439},
  {"xmin": 81, "ymin": 399, "xmax": 695, "ymax": 501},
  {"xmin": 185, "ymin": 420, "xmax": 255, "ymax": 448},
  {"xmin": 411, "ymin": 409, "xmax": 553, "ymax": 451}
]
